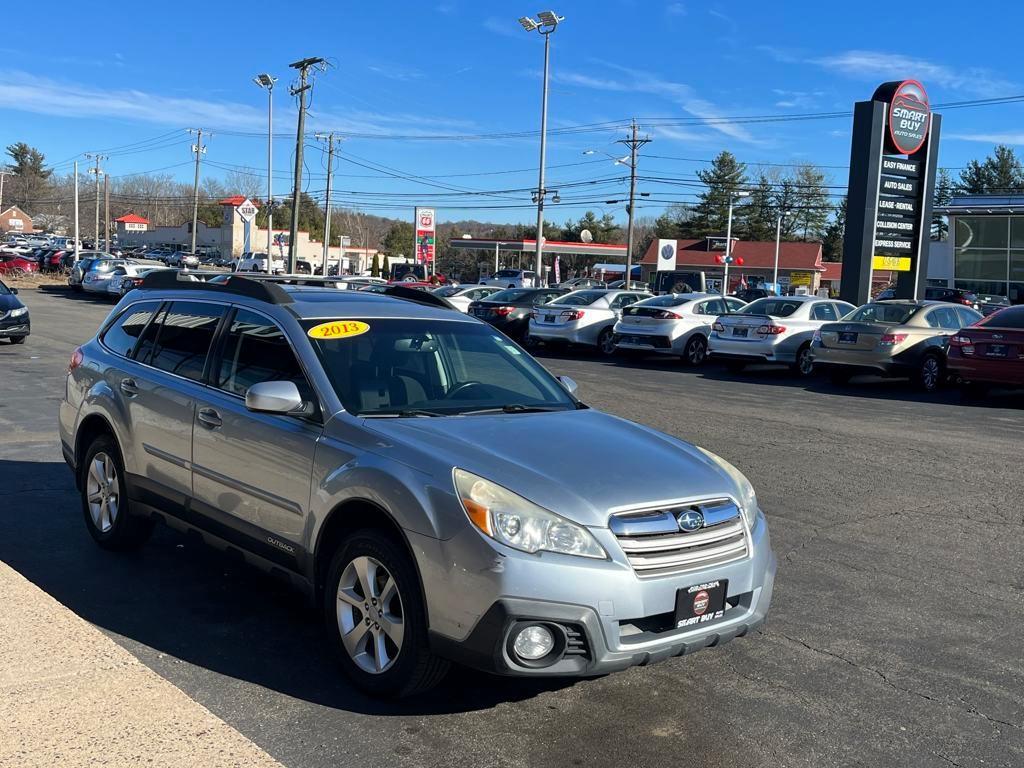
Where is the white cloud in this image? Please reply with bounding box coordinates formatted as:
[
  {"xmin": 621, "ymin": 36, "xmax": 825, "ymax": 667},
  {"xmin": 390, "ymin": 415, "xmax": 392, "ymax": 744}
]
[
  {"xmin": 483, "ymin": 17, "xmax": 522, "ymax": 40},
  {"xmin": 813, "ymin": 50, "xmax": 1015, "ymax": 97},
  {"xmin": 366, "ymin": 62, "xmax": 423, "ymax": 82},
  {"xmin": 947, "ymin": 132, "xmax": 1024, "ymax": 145}
]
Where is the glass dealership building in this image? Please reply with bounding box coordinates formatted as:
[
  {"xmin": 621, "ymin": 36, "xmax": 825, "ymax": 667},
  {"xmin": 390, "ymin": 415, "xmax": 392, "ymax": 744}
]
[{"xmin": 932, "ymin": 195, "xmax": 1024, "ymax": 303}]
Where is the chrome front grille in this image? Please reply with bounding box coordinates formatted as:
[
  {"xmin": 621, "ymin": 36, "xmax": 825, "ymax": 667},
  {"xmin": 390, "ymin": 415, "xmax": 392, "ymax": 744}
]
[{"xmin": 609, "ymin": 499, "xmax": 749, "ymax": 577}]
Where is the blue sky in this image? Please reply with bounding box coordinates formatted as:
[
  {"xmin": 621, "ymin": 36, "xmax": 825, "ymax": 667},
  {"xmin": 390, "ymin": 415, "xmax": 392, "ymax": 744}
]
[{"xmin": 2, "ymin": 0, "xmax": 1023, "ymax": 224}]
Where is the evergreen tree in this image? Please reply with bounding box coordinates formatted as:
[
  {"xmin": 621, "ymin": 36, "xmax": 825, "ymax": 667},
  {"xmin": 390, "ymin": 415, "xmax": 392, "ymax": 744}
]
[
  {"xmin": 957, "ymin": 159, "xmax": 988, "ymax": 194},
  {"xmin": 381, "ymin": 221, "xmax": 415, "ymax": 257},
  {"xmin": 957, "ymin": 145, "xmax": 1024, "ymax": 194},
  {"xmin": 690, "ymin": 151, "xmax": 749, "ymax": 237},
  {"xmin": 933, "ymin": 168, "xmax": 955, "ymax": 242},
  {"xmin": 822, "ymin": 197, "xmax": 847, "ymax": 261},
  {"xmin": 382, "ymin": 254, "xmax": 391, "ymax": 277},
  {"xmin": 772, "ymin": 178, "xmax": 800, "ymax": 239},
  {"xmin": 370, "ymin": 253, "xmax": 381, "ymax": 277},
  {"xmin": 4, "ymin": 142, "xmax": 53, "ymax": 210},
  {"xmin": 744, "ymin": 174, "xmax": 778, "ymax": 241},
  {"xmin": 790, "ymin": 164, "xmax": 830, "ymax": 241}
]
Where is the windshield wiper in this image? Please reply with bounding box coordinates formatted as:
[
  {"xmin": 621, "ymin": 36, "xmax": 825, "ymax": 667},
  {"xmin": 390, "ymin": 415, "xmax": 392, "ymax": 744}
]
[
  {"xmin": 363, "ymin": 408, "xmax": 446, "ymax": 418},
  {"xmin": 461, "ymin": 404, "xmax": 569, "ymax": 416}
]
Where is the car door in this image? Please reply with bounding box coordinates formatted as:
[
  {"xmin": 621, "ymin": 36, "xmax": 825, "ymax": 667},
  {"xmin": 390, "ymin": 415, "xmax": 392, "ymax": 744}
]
[
  {"xmin": 125, "ymin": 300, "xmax": 227, "ymax": 510},
  {"xmin": 190, "ymin": 306, "xmax": 321, "ymax": 564}
]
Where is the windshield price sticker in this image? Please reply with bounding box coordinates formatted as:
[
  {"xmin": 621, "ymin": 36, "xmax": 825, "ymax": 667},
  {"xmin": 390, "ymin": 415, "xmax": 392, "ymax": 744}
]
[{"xmin": 307, "ymin": 320, "xmax": 370, "ymax": 339}]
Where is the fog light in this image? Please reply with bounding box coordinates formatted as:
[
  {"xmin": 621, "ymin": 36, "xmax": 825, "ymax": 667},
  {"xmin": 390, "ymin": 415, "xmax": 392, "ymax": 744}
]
[{"xmin": 512, "ymin": 624, "xmax": 554, "ymax": 660}]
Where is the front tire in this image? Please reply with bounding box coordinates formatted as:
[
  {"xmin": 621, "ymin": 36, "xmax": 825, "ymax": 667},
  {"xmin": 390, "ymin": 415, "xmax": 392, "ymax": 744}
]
[
  {"xmin": 80, "ymin": 435, "xmax": 152, "ymax": 550},
  {"xmin": 324, "ymin": 530, "xmax": 448, "ymax": 698}
]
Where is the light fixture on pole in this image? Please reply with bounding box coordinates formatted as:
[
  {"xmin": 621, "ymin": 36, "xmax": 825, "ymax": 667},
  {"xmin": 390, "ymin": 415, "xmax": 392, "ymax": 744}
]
[
  {"xmin": 773, "ymin": 211, "xmax": 788, "ymax": 294},
  {"xmin": 253, "ymin": 73, "xmax": 277, "ymax": 263},
  {"xmin": 519, "ymin": 10, "xmax": 564, "ymax": 286},
  {"xmin": 722, "ymin": 190, "xmax": 750, "ymax": 296}
]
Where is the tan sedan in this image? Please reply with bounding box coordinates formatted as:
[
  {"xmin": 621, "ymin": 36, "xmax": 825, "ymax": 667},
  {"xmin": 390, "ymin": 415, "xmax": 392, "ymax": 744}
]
[{"xmin": 811, "ymin": 300, "xmax": 983, "ymax": 392}]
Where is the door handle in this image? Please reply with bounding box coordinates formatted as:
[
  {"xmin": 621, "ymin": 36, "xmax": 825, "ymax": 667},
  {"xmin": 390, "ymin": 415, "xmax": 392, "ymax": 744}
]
[
  {"xmin": 119, "ymin": 378, "xmax": 139, "ymax": 396},
  {"xmin": 197, "ymin": 407, "xmax": 223, "ymax": 429}
]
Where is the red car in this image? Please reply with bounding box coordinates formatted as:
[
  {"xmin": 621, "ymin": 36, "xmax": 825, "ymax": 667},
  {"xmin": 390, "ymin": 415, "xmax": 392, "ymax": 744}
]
[
  {"xmin": 948, "ymin": 305, "xmax": 1024, "ymax": 391},
  {"xmin": 0, "ymin": 254, "xmax": 40, "ymax": 275}
]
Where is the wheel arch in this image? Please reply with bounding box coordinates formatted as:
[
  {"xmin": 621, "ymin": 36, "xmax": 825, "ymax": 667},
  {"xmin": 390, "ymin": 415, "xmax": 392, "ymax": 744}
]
[
  {"xmin": 313, "ymin": 498, "xmax": 430, "ymax": 625},
  {"xmin": 74, "ymin": 414, "xmax": 118, "ymax": 490}
]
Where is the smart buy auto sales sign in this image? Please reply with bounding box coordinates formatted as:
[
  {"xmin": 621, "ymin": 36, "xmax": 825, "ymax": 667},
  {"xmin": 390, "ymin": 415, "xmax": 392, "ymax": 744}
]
[{"xmin": 874, "ymin": 79, "xmax": 930, "ymax": 156}]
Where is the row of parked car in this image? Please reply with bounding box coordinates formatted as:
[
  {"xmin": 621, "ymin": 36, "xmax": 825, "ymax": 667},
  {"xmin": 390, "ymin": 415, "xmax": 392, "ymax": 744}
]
[{"xmin": 423, "ymin": 283, "xmax": 1022, "ymax": 396}]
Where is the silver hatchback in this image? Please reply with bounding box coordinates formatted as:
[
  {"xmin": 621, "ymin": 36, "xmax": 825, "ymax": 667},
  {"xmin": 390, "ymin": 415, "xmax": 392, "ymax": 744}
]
[{"xmin": 59, "ymin": 273, "xmax": 775, "ymax": 697}]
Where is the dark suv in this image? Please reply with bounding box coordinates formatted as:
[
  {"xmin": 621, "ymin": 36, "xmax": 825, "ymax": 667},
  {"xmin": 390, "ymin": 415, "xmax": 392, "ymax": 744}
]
[
  {"xmin": 923, "ymin": 287, "xmax": 980, "ymax": 310},
  {"xmin": 467, "ymin": 287, "xmax": 569, "ymax": 344}
]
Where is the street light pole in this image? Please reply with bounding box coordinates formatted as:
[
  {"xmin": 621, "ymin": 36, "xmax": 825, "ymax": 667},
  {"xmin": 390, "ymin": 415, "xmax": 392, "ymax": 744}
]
[
  {"xmin": 520, "ymin": 11, "xmax": 564, "ymax": 286},
  {"xmin": 253, "ymin": 74, "xmax": 277, "ymax": 261},
  {"xmin": 723, "ymin": 190, "xmax": 749, "ymax": 296},
  {"xmin": 494, "ymin": 241, "xmax": 501, "ymax": 275},
  {"xmin": 772, "ymin": 212, "xmax": 786, "ymax": 293},
  {"xmin": 316, "ymin": 132, "xmax": 339, "ymax": 276}
]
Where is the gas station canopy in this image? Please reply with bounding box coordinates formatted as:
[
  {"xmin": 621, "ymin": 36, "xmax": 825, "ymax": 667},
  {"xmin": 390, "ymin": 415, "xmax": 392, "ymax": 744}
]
[{"xmin": 451, "ymin": 238, "xmax": 626, "ymax": 258}]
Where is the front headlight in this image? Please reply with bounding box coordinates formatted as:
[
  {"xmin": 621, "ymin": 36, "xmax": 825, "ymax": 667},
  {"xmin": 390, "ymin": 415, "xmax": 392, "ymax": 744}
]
[
  {"xmin": 9, "ymin": 307, "xmax": 27, "ymax": 317},
  {"xmin": 454, "ymin": 468, "xmax": 606, "ymax": 559},
  {"xmin": 696, "ymin": 447, "xmax": 760, "ymax": 529}
]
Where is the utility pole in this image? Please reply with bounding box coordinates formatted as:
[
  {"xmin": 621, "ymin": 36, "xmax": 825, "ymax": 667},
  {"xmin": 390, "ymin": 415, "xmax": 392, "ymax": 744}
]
[
  {"xmin": 85, "ymin": 153, "xmax": 106, "ymax": 249},
  {"xmin": 73, "ymin": 161, "xmax": 80, "ymax": 262},
  {"xmin": 315, "ymin": 132, "xmax": 340, "ymax": 276},
  {"xmin": 288, "ymin": 56, "xmax": 326, "ymax": 274},
  {"xmin": 188, "ymin": 129, "xmax": 207, "ymax": 256},
  {"xmin": 0, "ymin": 170, "xmax": 8, "ymax": 213},
  {"xmin": 103, "ymin": 174, "xmax": 110, "ymax": 252},
  {"xmin": 616, "ymin": 119, "xmax": 651, "ymax": 289}
]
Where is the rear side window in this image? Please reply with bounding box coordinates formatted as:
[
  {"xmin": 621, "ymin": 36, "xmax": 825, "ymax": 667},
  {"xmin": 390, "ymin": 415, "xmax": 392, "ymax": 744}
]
[
  {"xmin": 927, "ymin": 307, "xmax": 962, "ymax": 330},
  {"xmin": 101, "ymin": 301, "xmax": 160, "ymax": 358},
  {"xmin": 955, "ymin": 307, "xmax": 982, "ymax": 328},
  {"xmin": 811, "ymin": 303, "xmax": 839, "ymax": 321},
  {"xmin": 215, "ymin": 309, "xmax": 309, "ymax": 397},
  {"xmin": 142, "ymin": 301, "xmax": 226, "ymax": 382}
]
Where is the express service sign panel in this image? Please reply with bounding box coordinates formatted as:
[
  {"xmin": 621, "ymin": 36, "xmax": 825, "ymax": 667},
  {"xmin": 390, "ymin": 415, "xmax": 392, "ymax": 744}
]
[{"xmin": 414, "ymin": 207, "xmax": 436, "ymax": 264}]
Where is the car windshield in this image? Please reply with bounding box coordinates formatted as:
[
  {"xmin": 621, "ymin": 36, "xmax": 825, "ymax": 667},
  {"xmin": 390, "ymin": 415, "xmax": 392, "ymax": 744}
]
[
  {"xmin": 554, "ymin": 290, "xmax": 605, "ymax": 306},
  {"xmin": 740, "ymin": 298, "xmax": 803, "ymax": 317},
  {"xmin": 485, "ymin": 288, "xmax": 533, "ymax": 303},
  {"xmin": 303, "ymin": 318, "xmax": 577, "ymax": 417},
  {"xmin": 494, "ymin": 270, "xmax": 520, "ymax": 278},
  {"xmin": 845, "ymin": 303, "xmax": 919, "ymax": 324}
]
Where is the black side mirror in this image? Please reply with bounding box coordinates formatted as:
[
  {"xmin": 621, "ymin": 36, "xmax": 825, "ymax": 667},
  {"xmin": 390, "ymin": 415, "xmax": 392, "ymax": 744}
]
[{"xmin": 10, "ymin": 287, "xmax": 18, "ymax": 295}]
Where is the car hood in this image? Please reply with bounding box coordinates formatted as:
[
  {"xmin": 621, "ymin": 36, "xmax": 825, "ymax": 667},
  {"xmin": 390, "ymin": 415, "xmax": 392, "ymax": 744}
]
[
  {"xmin": 361, "ymin": 408, "xmax": 744, "ymax": 527},
  {"xmin": 0, "ymin": 293, "xmax": 24, "ymax": 312}
]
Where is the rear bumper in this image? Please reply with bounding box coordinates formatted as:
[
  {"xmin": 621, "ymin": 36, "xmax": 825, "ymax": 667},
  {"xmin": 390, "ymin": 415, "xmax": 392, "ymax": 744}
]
[
  {"xmin": 948, "ymin": 355, "xmax": 1024, "ymax": 386},
  {"xmin": 811, "ymin": 344, "xmax": 910, "ymax": 375},
  {"xmin": 529, "ymin": 321, "xmax": 598, "ymax": 346}
]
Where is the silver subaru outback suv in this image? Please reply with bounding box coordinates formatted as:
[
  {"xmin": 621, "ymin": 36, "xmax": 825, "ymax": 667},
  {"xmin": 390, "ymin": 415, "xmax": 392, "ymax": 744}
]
[{"xmin": 59, "ymin": 272, "xmax": 776, "ymax": 697}]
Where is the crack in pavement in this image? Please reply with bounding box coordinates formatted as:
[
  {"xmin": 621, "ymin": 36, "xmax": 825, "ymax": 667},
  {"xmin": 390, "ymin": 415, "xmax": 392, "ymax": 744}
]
[{"xmin": 770, "ymin": 631, "xmax": 1022, "ymax": 732}]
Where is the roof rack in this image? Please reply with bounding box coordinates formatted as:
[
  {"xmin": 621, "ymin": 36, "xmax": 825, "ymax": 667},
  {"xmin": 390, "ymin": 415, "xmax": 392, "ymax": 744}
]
[
  {"xmin": 383, "ymin": 284, "xmax": 456, "ymax": 310},
  {"xmin": 230, "ymin": 273, "xmax": 350, "ymax": 289},
  {"xmin": 139, "ymin": 270, "xmax": 293, "ymax": 304}
]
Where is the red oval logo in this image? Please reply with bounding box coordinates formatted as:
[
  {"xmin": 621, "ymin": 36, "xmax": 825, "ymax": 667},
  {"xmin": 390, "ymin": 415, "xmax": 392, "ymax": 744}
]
[
  {"xmin": 693, "ymin": 590, "xmax": 710, "ymax": 616},
  {"xmin": 887, "ymin": 80, "xmax": 930, "ymax": 156}
]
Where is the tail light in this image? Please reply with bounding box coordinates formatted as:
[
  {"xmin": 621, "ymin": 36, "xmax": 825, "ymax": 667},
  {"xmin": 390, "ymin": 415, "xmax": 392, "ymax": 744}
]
[
  {"xmin": 878, "ymin": 333, "xmax": 908, "ymax": 346},
  {"xmin": 712, "ymin": 321, "xmax": 725, "ymax": 332},
  {"xmin": 561, "ymin": 309, "xmax": 585, "ymax": 321},
  {"xmin": 756, "ymin": 324, "xmax": 786, "ymax": 335},
  {"xmin": 494, "ymin": 306, "xmax": 515, "ymax": 317},
  {"xmin": 653, "ymin": 310, "xmax": 682, "ymax": 319},
  {"xmin": 949, "ymin": 334, "xmax": 974, "ymax": 355},
  {"xmin": 68, "ymin": 347, "xmax": 84, "ymax": 372}
]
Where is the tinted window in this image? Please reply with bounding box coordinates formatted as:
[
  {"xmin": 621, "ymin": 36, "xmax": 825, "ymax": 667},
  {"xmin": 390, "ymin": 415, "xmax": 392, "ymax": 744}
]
[
  {"xmin": 981, "ymin": 306, "xmax": 1024, "ymax": 328},
  {"xmin": 927, "ymin": 307, "xmax": 962, "ymax": 330},
  {"xmin": 216, "ymin": 309, "xmax": 308, "ymax": 397},
  {"xmin": 696, "ymin": 299, "xmax": 726, "ymax": 315},
  {"xmin": 533, "ymin": 291, "xmax": 564, "ymax": 305},
  {"xmin": 811, "ymin": 303, "xmax": 839, "ymax": 321},
  {"xmin": 724, "ymin": 298, "xmax": 747, "ymax": 312},
  {"xmin": 0, "ymin": 281, "xmax": 10, "ymax": 296},
  {"xmin": 102, "ymin": 302, "xmax": 160, "ymax": 358},
  {"xmin": 494, "ymin": 270, "xmax": 519, "ymax": 278},
  {"xmin": 144, "ymin": 301, "xmax": 225, "ymax": 382},
  {"xmin": 610, "ymin": 293, "xmax": 643, "ymax": 310},
  {"xmin": 486, "ymin": 289, "xmax": 533, "ymax": 303},
  {"xmin": 740, "ymin": 298, "xmax": 803, "ymax": 317},
  {"xmin": 557, "ymin": 291, "xmax": 605, "ymax": 306}
]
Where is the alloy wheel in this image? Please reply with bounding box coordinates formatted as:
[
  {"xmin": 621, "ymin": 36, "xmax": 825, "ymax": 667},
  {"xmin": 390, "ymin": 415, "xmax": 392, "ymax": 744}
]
[
  {"xmin": 336, "ymin": 556, "xmax": 405, "ymax": 674},
  {"xmin": 599, "ymin": 329, "xmax": 616, "ymax": 355},
  {"xmin": 922, "ymin": 357, "xmax": 940, "ymax": 391},
  {"xmin": 687, "ymin": 337, "xmax": 707, "ymax": 365},
  {"xmin": 797, "ymin": 347, "xmax": 814, "ymax": 376},
  {"xmin": 86, "ymin": 451, "xmax": 120, "ymax": 533}
]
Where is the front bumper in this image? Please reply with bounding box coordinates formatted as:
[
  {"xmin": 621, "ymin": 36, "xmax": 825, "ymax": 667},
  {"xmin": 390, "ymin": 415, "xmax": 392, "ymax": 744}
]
[
  {"xmin": 424, "ymin": 512, "xmax": 776, "ymax": 677},
  {"xmin": 0, "ymin": 315, "xmax": 30, "ymax": 337}
]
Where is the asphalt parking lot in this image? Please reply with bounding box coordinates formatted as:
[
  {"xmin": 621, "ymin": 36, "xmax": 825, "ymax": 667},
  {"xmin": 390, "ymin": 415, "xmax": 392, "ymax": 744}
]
[{"xmin": 2, "ymin": 287, "xmax": 1022, "ymax": 768}]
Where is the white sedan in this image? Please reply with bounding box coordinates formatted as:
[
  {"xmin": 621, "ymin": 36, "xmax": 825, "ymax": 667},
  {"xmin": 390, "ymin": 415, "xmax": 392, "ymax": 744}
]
[
  {"xmin": 613, "ymin": 293, "xmax": 747, "ymax": 365},
  {"xmin": 431, "ymin": 284, "xmax": 504, "ymax": 312},
  {"xmin": 106, "ymin": 265, "xmax": 169, "ymax": 298},
  {"xmin": 528, "ymin": 289, "xmax": 650, "ymax": 355},
  {"xmin": 709, "ymin": 295, "xmax": 856, "ymax": 376}
]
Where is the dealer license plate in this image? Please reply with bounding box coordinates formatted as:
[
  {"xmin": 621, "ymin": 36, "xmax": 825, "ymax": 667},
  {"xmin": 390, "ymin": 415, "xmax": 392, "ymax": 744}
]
[
  {"xmin": 986, "ymin": 344, "xmax": 1007, "ymax": 357},
  {"xmin": 675, "ymin": 579, "xmax": 728, "ymax": 629},
  {"xmin": 732, "ymin": 327, "xmax": 748, "ymax": 338},
  {"xmin": 839, "ymin": 331, "xmax": 858, "ymax": 344}
]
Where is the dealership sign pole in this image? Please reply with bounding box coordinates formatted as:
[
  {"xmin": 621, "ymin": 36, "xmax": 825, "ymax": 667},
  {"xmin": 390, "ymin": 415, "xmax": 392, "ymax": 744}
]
[
  {"xmin": 840, "ymin": 80, "xmax": 941, "ymax": 305},
  {"xmin": 414, "ymin": 207, "xmax": 436, "ymax": 277}
]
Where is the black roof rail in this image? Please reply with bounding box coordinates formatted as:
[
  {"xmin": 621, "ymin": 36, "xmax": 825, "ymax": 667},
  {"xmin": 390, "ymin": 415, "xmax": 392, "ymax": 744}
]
[
  {"xmin": 139, "ymin": 270, "xmax": 293, "ymax": 304},
  {"xmin": 233, "ymin": 273, "xmax": 349, "ymax": 288},
  {"xmin": 383, "ymin": 284, "xmax": 456, "ymax": 310}
]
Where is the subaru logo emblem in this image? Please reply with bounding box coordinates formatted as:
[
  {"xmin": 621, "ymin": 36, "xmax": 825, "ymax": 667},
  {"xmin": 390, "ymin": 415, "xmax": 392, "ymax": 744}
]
[{"xmin": 677, "ymin": 509, "xmax": 704, "ymax": 532}]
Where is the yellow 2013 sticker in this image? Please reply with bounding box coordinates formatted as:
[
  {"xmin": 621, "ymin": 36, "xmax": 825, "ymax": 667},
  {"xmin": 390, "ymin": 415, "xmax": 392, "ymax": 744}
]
[{"xmin": 307, "ymin": 320, "xmax": 370, "ymax": 339}]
